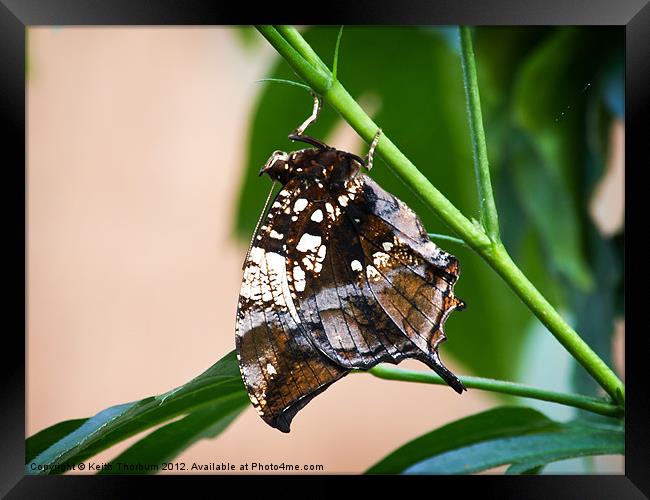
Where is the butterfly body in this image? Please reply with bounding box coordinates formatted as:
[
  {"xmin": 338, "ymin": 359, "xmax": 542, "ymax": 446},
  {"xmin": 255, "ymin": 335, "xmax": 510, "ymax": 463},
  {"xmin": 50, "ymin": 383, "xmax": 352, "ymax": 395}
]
[{"xmin": 236, "ymin": 141, "xmax": 465, "ymax": 433}]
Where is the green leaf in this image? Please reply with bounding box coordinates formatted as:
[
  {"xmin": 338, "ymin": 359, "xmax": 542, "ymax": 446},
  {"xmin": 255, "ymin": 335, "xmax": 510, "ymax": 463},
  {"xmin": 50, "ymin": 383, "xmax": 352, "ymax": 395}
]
[
  {"xmin": 366, "ymin": 406, "xmax": 558, "ymax": 474},
  {"xmin": 509, "ymin": 27, "xmax": 621, "ymax": 291},
  {"xmin": 473, "ymin": 27, "xmax": 551, "ymax": 169},
  {"xmin": 26, "ymin": 418, "xmax": 88, "ymax": 464},
  {"xmin": 26, "ymin": 351, "xmax": 247, "ymax": 475},
  {"xmin": 509, "ymin": 463, "xmax": 545, "ymax": 474},
  {"xmin": 403, "ymin": 423, "xmax": 622, "ymax": 474},
  {"xmin": 508, "ymin": 131, "xmax": 593, "ymax": 290},
  {"xmin": 99, "ymin": 396, "xmax": 248, "ymax": 475},
  {"xmin": 368, "ymin": 406, "xmax": 623, "ymax": 475}
]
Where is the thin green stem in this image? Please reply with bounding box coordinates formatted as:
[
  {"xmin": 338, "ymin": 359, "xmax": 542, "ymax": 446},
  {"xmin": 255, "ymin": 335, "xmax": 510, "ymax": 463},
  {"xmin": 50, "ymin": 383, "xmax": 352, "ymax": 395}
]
[
  {"xmin": 332, "ymin": 26, "xmax": 344, "ymax": 81},
  {"xmin": 256, "ymin": 25, "xmax": 625, "ymax": 406},
  {"xmin": 483, "ymin": 243, "xmax": 625, "ymax": 404},
  {"xmin": 255, "ymin": 78, "xmax": 312, "ymax": 92},
  {"xmin": 459, "ymin": 26, "xmax": 500, "ymax": 242},
  {"xmin": 361, "ymin": 365, "xmax": 623, "ymax": 418},
  {"xmin": 428, "ymin": 233, "xmax": 468, "ymax": 247}
]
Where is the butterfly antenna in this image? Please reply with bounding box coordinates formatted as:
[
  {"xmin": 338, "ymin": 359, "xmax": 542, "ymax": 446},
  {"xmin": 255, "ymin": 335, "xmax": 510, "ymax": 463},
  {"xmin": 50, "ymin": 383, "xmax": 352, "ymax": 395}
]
[
  {"xmin": 243, "ymin": 180, "xmax": 277, "ymax": 270},
  {"xmin": 364, "ymin": 128, "xmax": 382, "ymax": 171}
]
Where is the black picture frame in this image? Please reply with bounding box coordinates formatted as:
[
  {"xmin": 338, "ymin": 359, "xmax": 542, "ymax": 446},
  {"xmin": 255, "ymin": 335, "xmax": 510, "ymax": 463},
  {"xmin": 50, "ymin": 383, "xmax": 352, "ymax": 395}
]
[{"xmin": 2, "ymin": 1, "xmax": 647, "ymax": 497}]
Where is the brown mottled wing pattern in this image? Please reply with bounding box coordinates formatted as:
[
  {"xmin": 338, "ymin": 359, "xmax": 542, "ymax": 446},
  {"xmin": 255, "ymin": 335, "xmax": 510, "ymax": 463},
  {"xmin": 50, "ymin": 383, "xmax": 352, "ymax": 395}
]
[
  {"xmin": 235, "ymin": 178, "xmax": 347, "ymax": 433},
  {"xmin": 236, "ymin": 146, "xmax": 465, "ymax": 433},
  {"xmin": 345, "ymin": 175, "xmax": 466, "ymax": 391},
  {"xmin": 284, "ymin": 174, "xmax": 465, "ymax": 392},
  {"xmin": 284, "ymin": 182, "xmax": 425, "ymax": 370}
]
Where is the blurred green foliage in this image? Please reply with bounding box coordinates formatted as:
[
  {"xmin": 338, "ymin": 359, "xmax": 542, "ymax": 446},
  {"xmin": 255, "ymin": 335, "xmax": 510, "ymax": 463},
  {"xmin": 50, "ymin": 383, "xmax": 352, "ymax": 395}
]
[{"xmin": 234, "ymin": 27, "xmax": 624, "ymax": 388}]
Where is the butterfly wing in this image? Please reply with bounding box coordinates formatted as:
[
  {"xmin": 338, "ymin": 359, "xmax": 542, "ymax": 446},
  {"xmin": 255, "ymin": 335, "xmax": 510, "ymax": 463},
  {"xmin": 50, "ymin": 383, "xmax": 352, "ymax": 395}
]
[
  {"xmin": 237, "ymin": 150, "xmax": 466, "ymax": 433},
  {"xmin": 348, "ymin": 174, "xmax": 466, "ymax": 391},
  {"xmin": 235, "ymin": 179, "xmax": 348, "ymax": 433},
  {"xmin": 284, "ymin": 175, "xmax": 465, "ymax": 392},
  {"xmin": 284, "ymin": 186, "xmax": 422, "ymax": 370}
]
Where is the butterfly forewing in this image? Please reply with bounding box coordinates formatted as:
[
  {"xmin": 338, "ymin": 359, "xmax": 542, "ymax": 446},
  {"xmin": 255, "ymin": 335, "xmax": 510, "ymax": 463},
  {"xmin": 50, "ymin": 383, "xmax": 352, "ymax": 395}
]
[{"xmin": 236, "ymin": 178, "xmax": 347, "ymax": 432}]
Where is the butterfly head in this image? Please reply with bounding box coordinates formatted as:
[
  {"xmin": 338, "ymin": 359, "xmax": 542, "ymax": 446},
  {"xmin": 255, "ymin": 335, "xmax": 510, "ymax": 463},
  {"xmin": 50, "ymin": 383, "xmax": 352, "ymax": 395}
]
[{"xmin": 259, "ymin": 150, "xmax": 290, "ymax": 181}]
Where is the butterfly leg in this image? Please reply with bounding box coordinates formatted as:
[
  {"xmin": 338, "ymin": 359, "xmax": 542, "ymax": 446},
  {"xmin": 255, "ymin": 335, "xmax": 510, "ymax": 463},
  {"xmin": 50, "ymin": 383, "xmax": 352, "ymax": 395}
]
[
  {"xmin": 289, "ymin": 92, "xmax": 329, "ymax": 149},
  {"xmin": 364, "ymin": 128, "xmax": 382, "ymax": 170},
  {"xmin": 294, "ymin": 91, "xmax": 321, "ymax": 135}
]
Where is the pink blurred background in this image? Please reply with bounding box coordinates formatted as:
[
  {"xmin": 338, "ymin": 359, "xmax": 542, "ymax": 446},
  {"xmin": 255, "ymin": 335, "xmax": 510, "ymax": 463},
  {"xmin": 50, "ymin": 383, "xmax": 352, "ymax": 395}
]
[{"xmin": 27, "ymin": 27, "xmax": 624, "ymax": 474}]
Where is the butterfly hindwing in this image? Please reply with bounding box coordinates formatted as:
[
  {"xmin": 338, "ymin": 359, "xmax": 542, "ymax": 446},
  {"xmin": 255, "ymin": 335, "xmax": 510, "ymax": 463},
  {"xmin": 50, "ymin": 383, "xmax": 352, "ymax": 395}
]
[
  {"xmin": 284, "ymin": 193, "xmax": 423, "ymax": 369},
  {"xmin": 347, "ymin": 175, "xmax": 465, "ymax": 391}
]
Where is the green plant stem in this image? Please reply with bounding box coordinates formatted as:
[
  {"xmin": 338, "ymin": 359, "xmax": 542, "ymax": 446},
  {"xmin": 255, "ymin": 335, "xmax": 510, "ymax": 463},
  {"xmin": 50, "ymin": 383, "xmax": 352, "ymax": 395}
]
[
  {"xmin": 483, "ymin": 243, "xmax": 625, "ymax": 404},
  {"xmin": 363, "ymin": 365, "xmax": 623, "ymax": 418},
  {"xmin": 332, "ymin": 26, "xmax": 344, "ymax": 81},
  {"xmin": 274, "ymin": 25, "xmax": 331, "ymax": 76},
  {"xmin": 459, "ymin": 26, "xmax": 500, "ymax": 242},
  {"xmin": 255, "ymin": 25, "xmax": 625, "ymax": 406},
  {"xmin": 255, "ymin": 78, "xmax": 312, "ymax": 92},
  {"xmin": 428, "ymin": 233, "xmax": 468, "ymax": 247},
  {"xmin": 257, "ymin": 26, "xmax": 331, "ymax": 95}
]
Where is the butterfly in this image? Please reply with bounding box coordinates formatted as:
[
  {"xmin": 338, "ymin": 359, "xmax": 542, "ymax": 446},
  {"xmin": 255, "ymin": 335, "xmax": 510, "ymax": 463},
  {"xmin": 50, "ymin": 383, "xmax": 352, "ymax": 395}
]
[{"xmin": 235, "ymin": 95, "xmax": 465, "ymax": 433}]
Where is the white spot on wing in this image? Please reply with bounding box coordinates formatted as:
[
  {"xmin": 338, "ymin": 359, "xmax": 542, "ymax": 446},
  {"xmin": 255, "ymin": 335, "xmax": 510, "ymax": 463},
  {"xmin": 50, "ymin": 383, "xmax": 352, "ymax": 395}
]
[
  {"xmin": 325, "ymin": 202, "xmax": 342, "ymax": 218},
  {"xmin": 266, "ymin": 363, "xmax": 277, "ymax": 375},
  {"xmin": 296, "ymin": 233, "xmax": 322, "ymax": 253},
  {"xmin": 310, "ymin": 209, "xmax": 324, "ymax": 223},
  {"xmin": 293, "ymin": 265, "xmax": 306, "ymax": 292},
  {"xmin": 382, "ymin": 242, "xmax": 394, "ymax": 251},
  {"xmin": 249, "ymin": 246, "xmax": 265, "ymax": 266},
  {"xmin": 269, "ymin": 230, "xmax": 284, "ymax": 240},
  {"xmin": 293, "ymin": 198, "xmax": 308, "ymax": 213},
  {"xmin": 373, "ymin": 251, "xmax": 391, "ymax": 267},
  {"xmin": 263, "ymin": 251, "xmax": 302, "ymax": 325},
  {"xmin": 366, "ymin": 264, "xmax": 381, "ymax": 281},
  {"xmin": 351, "ymin": 260, "xmax": 362, "ymax": 272}
]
